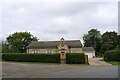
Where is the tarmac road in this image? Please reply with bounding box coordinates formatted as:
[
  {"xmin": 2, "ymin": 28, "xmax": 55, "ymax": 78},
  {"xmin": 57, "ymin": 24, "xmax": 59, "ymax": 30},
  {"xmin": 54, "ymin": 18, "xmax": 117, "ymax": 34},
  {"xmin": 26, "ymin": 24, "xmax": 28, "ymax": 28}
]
[{"xmin": 2, "ymin": 62, "xmax": 118, "ymax": 78}]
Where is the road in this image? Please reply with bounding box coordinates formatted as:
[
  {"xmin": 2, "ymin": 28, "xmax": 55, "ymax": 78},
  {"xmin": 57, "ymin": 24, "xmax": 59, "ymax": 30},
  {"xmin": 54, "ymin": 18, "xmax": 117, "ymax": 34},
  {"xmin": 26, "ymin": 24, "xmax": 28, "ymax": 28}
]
[{"xmin": 2, "ymin": 62, "xmax": 118, "ymax": 78}]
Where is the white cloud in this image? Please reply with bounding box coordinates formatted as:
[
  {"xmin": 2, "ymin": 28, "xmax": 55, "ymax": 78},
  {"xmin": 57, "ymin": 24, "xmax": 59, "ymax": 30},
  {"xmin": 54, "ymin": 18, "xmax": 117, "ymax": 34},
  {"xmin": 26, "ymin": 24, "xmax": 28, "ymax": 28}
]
[{"xmin": 0, "ymin": 1, "xmax": 118, "ymax": 44}]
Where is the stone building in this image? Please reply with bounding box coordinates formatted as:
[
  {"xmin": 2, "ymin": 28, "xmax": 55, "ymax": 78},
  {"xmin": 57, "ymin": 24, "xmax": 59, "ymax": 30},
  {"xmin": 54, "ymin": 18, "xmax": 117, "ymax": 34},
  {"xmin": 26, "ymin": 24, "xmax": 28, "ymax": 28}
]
[
  {"xmin": 82, "ymin": 47, "xmax": 95, "ymax": 58},
  {"xmin": 26, "ymin": 38, "xmax": 95, "ymax": 58}
]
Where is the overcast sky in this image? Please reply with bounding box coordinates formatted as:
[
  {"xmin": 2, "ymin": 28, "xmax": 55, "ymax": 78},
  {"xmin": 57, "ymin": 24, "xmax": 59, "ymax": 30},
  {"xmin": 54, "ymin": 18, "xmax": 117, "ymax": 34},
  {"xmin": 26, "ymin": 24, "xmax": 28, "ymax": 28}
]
[{"xmin": 0, "ymin": 0, "xmax": 118, "ymax": 43}]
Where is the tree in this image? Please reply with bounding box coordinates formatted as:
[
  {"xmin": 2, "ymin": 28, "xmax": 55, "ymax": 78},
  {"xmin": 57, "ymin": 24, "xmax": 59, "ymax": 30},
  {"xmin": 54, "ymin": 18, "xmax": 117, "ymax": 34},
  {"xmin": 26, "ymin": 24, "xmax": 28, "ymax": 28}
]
[
  {"xmin": 4, "ymin": 32, "xmax": 38, "ymax": 53},
  {"xmin": 0, "ymin": 42, "xmax": 2, "ymax": 53},
  {"xmin": 100, "ymin": 31, "xmax": 118, "ymax": 54},
  {"xmin": 117, "ymin": 35, "xmax": 120, "ymax": 47},
  {"xmin": 2, "ymin": 41, "xmax": 10, "ymax": 53},
  {"xmin": 83, "ymin": 29, "xmax": 102, "ymax": 55}
]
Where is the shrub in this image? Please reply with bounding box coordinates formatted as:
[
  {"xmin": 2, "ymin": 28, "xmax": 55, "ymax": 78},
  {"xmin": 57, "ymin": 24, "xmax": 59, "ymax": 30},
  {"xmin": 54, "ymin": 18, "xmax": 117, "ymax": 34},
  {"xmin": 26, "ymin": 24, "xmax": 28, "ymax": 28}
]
[
  {"xmin": 104, "ymin": 50, "xmax": 120, "ymax": 61},
  {"xmin": 66, "ymin": 53, "xmax": 85, "ymax": 64},
  {"xmin": 2, "ymin": 53, "xmax": 60, "ymax": 63}
]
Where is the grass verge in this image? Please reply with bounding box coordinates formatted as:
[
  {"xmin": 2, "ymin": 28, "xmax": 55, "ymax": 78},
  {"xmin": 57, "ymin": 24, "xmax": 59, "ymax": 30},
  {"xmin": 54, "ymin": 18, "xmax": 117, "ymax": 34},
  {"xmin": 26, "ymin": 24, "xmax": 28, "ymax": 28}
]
[{"xmin": 106, "ymin": 61, "xmax": 120, "ymax": 65}]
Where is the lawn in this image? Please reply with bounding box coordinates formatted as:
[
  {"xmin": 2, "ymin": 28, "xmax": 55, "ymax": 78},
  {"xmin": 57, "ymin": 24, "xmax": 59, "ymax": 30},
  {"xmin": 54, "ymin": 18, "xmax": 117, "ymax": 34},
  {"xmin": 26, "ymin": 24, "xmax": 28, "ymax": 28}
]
[{"xmin": 106, "ymin": 61, "xmax": 120, "ymax": 65}]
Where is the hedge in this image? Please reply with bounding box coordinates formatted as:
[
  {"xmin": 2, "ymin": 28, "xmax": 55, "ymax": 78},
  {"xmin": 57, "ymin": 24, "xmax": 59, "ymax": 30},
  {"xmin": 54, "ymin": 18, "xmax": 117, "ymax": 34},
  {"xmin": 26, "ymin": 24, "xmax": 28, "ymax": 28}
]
[
  {"xmin": 2, "ymin": 53, "xmax": 60, "ymax": 63},
  {"xmin": 104, "ymin": 50, "xmax": 120, "ymax": 61},
  {"xmin": 66, "ymin": 53, "xmax": 85, "ymax": 64},
  {"xmin": 2, "ymin": 53, "xmax": 86, "ymax": 64}
]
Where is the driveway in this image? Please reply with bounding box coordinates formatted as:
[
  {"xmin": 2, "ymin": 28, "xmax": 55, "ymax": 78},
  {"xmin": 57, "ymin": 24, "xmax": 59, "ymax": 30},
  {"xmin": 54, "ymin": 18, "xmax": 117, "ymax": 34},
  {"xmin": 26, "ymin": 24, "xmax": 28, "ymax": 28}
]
[
  {"xmin": 2, "ymin": 62, "xmax": 118, "ymax": 78},
  {"xmin": 88, "ymin": 58, "xmax": 112, "ymax": 66}
]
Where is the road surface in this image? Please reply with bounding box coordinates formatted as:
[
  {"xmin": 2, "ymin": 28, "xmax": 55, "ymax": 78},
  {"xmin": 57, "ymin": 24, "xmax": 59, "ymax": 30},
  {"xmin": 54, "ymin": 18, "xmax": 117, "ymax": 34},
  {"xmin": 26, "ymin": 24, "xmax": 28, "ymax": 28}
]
[{"xmin": 2, "ymin": 62, "xmax": 118, "ymax": 78}]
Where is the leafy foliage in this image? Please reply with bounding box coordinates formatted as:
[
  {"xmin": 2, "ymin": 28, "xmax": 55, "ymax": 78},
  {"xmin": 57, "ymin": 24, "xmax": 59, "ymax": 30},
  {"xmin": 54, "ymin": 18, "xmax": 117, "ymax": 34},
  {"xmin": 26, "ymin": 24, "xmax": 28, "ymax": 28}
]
[
  {"xmin": 2, "ymin": 42, "xmax": 10, "ymax": 53},
  {"xmin": 2, "ymin": 53, "xmax": 60, "ymax": 63},
  {"xmin": 104, "ymin": 50, "xmax": 120, "ymax": 61},
  {"xmin": 83, "ymin": 29, "xmax": 102, "ymax": 55},
  {"xmin": 117, "ymin": 35, "xmax": 120, "ymax": 48},
  {"xmin": 0, "ymin": 43, "xmax": 1, "ymax": 53},
  {"xmin": 2, "ymin": 32, "xmax": 38, "ymax": 53},
  {"xmin": 2, "ymin": 53, "xmax": 86, "ymax": 64},
  {"xmin": 66, "ymin": 53, "xmax": 85, "ymax": 64},
  {"xmin": 100, "ymin": 31, "xmax": 118, "ymax": 54}
]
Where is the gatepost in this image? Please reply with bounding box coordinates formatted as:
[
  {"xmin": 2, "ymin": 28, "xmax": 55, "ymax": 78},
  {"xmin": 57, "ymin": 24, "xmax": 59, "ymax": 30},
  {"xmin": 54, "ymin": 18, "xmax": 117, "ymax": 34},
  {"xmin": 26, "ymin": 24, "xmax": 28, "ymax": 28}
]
[{"xmin": 60, "ymin": 51, "xmax": 66, "ymax": 64}]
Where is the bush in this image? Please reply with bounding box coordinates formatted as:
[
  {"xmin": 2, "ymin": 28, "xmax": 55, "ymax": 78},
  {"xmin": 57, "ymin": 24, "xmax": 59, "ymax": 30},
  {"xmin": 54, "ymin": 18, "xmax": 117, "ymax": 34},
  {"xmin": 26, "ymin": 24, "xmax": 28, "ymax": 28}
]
[
  {"xmin": 2, "ymin": 53, "xmax": 60, "ymax": 63},
  {"xmin": 104, "ymin": 50, "xmax": 120, "ymax": 61},
  {"xmin": 66, "ymin": 53, "xmax": 85, "ymax": 64}
]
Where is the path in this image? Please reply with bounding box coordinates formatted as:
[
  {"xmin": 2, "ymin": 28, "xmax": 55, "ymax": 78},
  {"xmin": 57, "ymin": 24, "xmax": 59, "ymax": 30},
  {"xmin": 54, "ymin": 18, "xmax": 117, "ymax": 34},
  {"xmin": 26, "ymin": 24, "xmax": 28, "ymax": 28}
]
[{"xmin": 88, "ymin": 58, "xmax": 112, "ymax": 66}]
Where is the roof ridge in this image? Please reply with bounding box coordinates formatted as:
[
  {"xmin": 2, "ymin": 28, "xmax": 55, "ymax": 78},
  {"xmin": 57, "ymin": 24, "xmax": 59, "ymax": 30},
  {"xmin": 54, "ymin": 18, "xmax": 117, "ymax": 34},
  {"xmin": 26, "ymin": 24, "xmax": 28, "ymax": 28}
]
[
  {"xmin": 27, "ymin": 39, "xmax": 82, "ymax": 49},
  {"xmin": 37, "ymin": 40, "xmax": 80, "ymax": 42}
]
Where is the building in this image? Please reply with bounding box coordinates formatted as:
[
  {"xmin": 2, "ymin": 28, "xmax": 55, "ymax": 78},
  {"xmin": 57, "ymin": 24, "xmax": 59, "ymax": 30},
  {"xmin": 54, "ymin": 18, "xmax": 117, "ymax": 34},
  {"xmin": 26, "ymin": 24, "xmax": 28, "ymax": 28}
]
[
  {"xmin": 26, "ymin": 38, "xmax": 95, "ymax": 58},
  {"xmin": 82, "ymin": 47, "xmax": 95, "ymax": 58}
]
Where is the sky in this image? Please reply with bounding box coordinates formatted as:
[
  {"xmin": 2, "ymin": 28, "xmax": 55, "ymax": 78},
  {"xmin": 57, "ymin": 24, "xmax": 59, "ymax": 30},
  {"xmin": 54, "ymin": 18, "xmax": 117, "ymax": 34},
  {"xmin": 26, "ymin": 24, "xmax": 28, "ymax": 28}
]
[{"xmin": 0, "ymin": 0, "xmax": 119, "ymax": 44}]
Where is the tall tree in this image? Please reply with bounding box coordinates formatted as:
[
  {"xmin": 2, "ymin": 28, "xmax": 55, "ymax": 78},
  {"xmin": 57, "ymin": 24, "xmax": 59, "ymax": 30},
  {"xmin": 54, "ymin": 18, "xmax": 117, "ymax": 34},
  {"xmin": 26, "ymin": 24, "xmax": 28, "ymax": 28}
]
[
  {"xmin": 0, "ymin": 42, "xmax": 2, "ymax": 53},
  {"xmin": 100, "ymin": 31, "xmax": 118, "ymax": 54},
  {"xmin": 117, "ymin": 35, "xmax": 120, "ymax": 47},
  {"xmin": 115, "ymin": 35, "xmax": 120, "ymax": 59},
  {"xmin": 4, "ymin": 32, "xmax": 38, "ymax": 53},
  {"xmin": 2, "ymin": 41, "xmax": 10, "ymax": 53},
  {"xmin": 83, "ymin": 29, "xmax": 102, "ymax": 55}
]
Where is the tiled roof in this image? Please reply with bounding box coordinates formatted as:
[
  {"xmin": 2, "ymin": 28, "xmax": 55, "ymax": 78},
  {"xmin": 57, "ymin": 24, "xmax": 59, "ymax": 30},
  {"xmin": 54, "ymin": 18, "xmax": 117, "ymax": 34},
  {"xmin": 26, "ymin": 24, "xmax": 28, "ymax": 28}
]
[
  {"xmin": 27, "ymin": 40, "xmax": 83, "ymax": 49},
  {"xmin": 82, "ymin": 47, "xmax": 95, "ymax": 51}
]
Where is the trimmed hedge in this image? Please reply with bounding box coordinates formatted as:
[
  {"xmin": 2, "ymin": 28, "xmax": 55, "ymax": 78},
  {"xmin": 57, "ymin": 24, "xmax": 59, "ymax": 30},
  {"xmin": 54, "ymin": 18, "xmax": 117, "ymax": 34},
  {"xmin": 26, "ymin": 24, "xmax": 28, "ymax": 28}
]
[
  {"xmin": 104, "ymin": 50, "xmax": 120, "ymax": 61},
  {"xmin": 2, "ymin": 53, "xmax": 86, "ymax": 64},
  {"xmin": 2, "ymin": 53, "xmax": 60, "ymax": 63},
  {"xmin": 66, "ymin": 53, "xmax": 85, "ymax": 64}
]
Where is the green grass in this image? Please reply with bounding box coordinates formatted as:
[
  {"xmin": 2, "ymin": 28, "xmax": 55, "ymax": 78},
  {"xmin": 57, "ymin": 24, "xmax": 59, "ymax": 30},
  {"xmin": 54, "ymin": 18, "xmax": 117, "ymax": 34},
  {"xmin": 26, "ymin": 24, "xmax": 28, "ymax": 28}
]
[{"xmin": 106, "ymin": 61, "xmax": 120, "ymax": 65}]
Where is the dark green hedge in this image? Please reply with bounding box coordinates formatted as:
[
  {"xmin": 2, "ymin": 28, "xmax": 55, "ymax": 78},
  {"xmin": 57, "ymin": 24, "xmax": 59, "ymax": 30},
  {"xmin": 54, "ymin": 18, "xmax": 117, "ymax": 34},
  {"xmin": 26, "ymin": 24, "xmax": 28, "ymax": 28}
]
[
  {"xmin": 104, "ymin": 50, "xmax": 120, "ymax": 61},
  {"xmin": 2, "ymin": 53, "xmax": 86, "ymax": 64},
  {"xmin": 2, "ymin": 53, "xmax": 60, "ymax": 63},
  {"xmin": 66, "ymin": 53, "xmax": 85, "ymax": 64}
]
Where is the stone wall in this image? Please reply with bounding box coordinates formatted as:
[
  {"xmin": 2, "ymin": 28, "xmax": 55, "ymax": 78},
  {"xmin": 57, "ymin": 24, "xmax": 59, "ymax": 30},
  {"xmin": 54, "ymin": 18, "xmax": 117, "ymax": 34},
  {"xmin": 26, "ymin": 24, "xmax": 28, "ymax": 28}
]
[
  {"xmin": 27, "ymin": 48, "xmax": 82, "ymax": 54},
  {"xmin": 27, "ymin": 48, "xmax": 58, "ymax": 54},
  {"xmin": 70, "ymin": 48, "xmax": 82, "ymax": 53}
]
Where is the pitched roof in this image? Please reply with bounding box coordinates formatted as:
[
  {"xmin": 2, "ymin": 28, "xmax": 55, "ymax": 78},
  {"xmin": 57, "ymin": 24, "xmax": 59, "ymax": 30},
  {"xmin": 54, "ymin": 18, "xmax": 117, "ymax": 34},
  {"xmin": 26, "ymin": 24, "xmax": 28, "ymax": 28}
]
[
  {"xmin": 27, "ymin": 40, "xmax": 82, "ymax": 49},
  {"xmin": 82, "ymin": 47, "xmax": 95, "ymax": 51}
]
